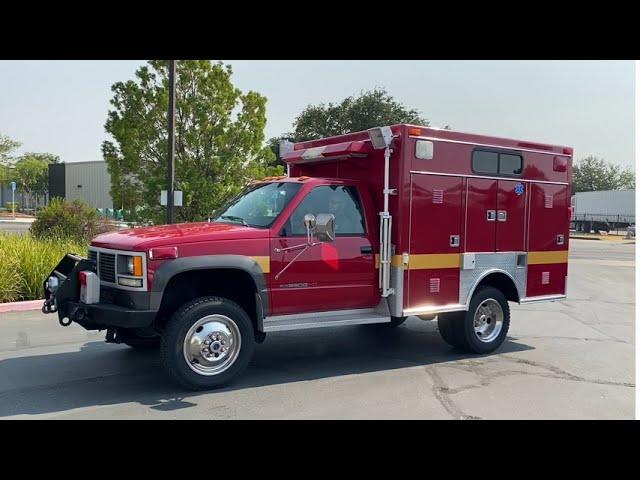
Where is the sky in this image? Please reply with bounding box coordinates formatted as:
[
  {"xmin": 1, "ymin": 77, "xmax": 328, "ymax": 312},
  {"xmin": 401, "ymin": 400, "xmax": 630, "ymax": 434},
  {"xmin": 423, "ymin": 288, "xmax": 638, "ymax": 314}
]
[{"xmin": 0, "ymin": 60, "xmax": 635, "ymax": 169}]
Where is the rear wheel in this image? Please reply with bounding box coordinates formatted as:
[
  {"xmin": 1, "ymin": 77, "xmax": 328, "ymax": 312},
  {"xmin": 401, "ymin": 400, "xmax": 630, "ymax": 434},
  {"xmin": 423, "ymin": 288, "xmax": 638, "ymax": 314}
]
[
  {"xmin": 437, "ymin": 286, "xmax": 510, "ymax": 353},
  {"xmin": 160, "ymin": 296, "xmax": 255, "ymax": 390}
]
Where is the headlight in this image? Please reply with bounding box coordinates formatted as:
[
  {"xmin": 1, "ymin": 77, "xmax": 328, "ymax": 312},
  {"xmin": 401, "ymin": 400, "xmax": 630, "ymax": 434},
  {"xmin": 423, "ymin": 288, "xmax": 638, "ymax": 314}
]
[
  {"xmin": 122, "ymin": 255, "xmax": 143, "ymax": 276},
  {"xmin": 117, "ymin": 254, "xmax": 144, "ymax": 288}
]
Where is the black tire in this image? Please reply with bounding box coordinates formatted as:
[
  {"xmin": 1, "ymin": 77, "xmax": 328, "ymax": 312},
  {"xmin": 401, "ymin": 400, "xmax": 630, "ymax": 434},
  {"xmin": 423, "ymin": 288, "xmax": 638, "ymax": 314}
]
[
  {"xmin": 439, "ymin": 286, "xmax": 510, "ymax": 354},
  {"xmin": 437, "ymin": 311, "xmax": 466, "ymax": 349},
  {"xmin": 160, "ymin": 296, "xmax": 255, "ymax": 390}
]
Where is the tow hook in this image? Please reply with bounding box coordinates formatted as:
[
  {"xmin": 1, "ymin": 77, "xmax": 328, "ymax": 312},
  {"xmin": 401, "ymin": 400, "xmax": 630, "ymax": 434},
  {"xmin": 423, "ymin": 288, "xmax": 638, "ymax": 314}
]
[{"xmin": 42, "ymin": 296, "xmax": 57, "ymax": 314}]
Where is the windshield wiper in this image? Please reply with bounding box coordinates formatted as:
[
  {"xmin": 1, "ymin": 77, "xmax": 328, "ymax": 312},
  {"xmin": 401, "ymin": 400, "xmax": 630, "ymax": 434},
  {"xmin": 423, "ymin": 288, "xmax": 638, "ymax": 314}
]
[{"xmin": 218, "ymin": 215, "xmax": 250, "ymax": 227}]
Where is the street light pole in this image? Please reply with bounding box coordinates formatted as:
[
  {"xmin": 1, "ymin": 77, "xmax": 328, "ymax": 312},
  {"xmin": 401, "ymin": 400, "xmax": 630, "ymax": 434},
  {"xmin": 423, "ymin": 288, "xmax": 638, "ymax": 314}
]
[{"xmin": 167, "ymin": 59, "xmax": 176, "ymax": 224}]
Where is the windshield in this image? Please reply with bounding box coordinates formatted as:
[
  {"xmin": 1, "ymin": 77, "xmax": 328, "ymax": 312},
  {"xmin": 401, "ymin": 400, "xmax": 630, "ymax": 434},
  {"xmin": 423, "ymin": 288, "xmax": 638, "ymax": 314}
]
[{"xmin": 213, "ymin": 182, "xmax": 302, "ymax": 228}]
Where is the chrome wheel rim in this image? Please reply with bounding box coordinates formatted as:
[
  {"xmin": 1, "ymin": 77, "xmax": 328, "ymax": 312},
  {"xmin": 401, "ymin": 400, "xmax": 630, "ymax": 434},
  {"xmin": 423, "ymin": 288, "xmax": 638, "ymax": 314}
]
[
  {"xmin": 473, "ymin": 298, "xmax": 504, "ymax": 343},
  {"xmin": 183, "ymin": 315, "xmax": 241, "ymax": 376}
]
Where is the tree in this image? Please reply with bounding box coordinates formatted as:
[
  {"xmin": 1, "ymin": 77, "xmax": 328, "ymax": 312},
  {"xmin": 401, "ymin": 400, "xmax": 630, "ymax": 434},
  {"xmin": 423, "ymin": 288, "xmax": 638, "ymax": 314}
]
[
  {"xmin": 573, "ymin": 155, "xmax": 635, "ymax": 193},
  {"xmin": 0, "ymin": 133, "xmax": 21, "ymax": 184},
  {"xmin": 0, "ymin": 133, "xmax": 21, "ymax": 164},
  {"xmin": 291, "ymin": 87, "xmax": 428, "ymax": 140},
  {"xmin": 102, "ymin": 60, "xmax": 283, "ymax": 224},
  {"xmin": 267, "ymin": 87, "xmax": 430, "ymax": 165},
  {"xmin": 14, "ymin": 155, "xmax": 50, "ymax": 209}
]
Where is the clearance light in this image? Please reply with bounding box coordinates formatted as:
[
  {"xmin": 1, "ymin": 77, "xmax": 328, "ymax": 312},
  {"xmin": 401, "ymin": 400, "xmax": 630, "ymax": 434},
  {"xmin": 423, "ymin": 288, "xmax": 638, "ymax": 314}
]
[
  {"xmin": 408, "ymin": 127, "xmax": 422, "ymax": 136},
  {"xmin": 149, "ymin": 246, "xmax": 178, "ymax": 261}
]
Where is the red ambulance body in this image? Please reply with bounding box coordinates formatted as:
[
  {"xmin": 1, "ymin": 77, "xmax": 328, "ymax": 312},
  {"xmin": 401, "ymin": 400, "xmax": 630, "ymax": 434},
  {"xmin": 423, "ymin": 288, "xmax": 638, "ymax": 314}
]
[{"xmin": 43, "ymin": 124, "xmax": 571, "ymax": 389}]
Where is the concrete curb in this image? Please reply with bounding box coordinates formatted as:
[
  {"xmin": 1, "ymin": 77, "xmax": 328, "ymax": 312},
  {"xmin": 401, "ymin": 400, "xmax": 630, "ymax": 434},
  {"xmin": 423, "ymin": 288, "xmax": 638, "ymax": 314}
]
[
  {"xmin": 570, "ymin": 235, "xmax": 602, "ymax": 241},
  {"xmin": 570, "ymin": 235, "xmax": 636, "ymax": 243},
  {"xmin": 0, "ymin": 300, "xmax": 43, "ymax": 314}
]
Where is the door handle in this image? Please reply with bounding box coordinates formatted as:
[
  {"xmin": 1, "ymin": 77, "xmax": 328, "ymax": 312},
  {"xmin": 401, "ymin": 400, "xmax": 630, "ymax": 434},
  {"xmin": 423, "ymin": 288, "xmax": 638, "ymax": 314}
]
[
  {"xmin": 487, "ymin": 210, "xmax": 496, "ymax": 221},
  {"xmin": 497, "ymin": 210, "xmax": 507, "ymax": 222},
  {"xmin": 360, "ymin": 245, "xmax": 373, "ymax": 255}
]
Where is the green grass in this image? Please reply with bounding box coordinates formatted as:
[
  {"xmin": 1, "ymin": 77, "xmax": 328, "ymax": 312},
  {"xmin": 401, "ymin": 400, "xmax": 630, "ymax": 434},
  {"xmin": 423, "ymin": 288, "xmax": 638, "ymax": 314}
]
[{"xmin": 0, "ymin": 233, "xmax": 86, "ymax": 303}]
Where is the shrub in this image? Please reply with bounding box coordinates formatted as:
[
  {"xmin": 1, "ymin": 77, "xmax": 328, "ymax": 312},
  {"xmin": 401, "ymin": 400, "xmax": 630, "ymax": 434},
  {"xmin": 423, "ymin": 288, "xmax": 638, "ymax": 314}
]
[
  {"xmin": 30, "ymin": 198, "xmax": 115, "ymax": 243},
  {"xmin": 4, "ymin": 202, "xmax": 18, "ymax": 213},
  {"xmin": 0, "ymin": 233, "xmax": 86, "ymax": 302}
]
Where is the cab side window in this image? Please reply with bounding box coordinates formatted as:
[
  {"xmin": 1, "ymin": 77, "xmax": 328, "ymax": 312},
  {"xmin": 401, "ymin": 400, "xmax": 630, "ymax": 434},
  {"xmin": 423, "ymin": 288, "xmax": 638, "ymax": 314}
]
[{"xmin": 283, "ymin": 185, "xmax": 366, "ymax": 236}]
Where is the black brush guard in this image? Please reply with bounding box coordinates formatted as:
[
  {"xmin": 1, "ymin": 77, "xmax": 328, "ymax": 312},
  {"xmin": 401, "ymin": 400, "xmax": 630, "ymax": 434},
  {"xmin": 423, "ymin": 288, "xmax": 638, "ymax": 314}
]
[
  {"xmin": 42, "ymin": 253, "xmax": 96, "ymax": 326},
  {"xmin": 42, "ymin": 253, "xmax": 157, "ymax": 330}
]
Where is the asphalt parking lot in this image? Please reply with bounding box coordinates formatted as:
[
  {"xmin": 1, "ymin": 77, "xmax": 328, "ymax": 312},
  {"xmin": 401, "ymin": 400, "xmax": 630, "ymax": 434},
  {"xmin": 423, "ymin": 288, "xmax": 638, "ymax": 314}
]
[{"xmin": 0, "ymin": 239, "xmax": 634, "ymax": 419}]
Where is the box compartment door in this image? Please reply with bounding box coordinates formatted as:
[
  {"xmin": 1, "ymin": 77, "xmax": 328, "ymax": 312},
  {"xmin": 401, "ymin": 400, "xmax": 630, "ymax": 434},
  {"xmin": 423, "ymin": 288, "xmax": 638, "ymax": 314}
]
[
  {"xmin": 526, "ymin": 183, "xmax": 570, "ymax": 297},
  {"xmin": 496, "ymin": 180, "xmax": 527, "ymax": 252},
  {"xmin": 464, "ymin": 178, "xmax": 497, "ymax": 253},
  {"xmin": 407, "ymin": 174, "xmax": 463, "ymax": 310}
]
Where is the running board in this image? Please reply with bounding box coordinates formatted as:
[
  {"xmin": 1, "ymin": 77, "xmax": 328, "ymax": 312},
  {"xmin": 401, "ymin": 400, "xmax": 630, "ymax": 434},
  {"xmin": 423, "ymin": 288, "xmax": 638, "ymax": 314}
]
[{"xmin": 262, "ymin": 307, "xmax": 390, "ymax": 332}]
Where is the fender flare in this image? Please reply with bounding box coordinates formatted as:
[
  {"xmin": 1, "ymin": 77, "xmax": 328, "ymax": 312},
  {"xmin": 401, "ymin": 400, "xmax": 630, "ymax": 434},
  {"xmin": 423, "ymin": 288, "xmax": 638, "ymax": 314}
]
[
  {"xmin": 465, "ymin": 268, "xmax": 522, "ymax": 308},
  {"xmin": 150, "ymin": 255, "xmax": 269, "ymax": 323}
]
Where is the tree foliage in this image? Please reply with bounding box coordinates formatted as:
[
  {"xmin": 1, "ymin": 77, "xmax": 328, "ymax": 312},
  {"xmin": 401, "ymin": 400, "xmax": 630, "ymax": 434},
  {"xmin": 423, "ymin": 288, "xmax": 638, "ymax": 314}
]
[
  {"xmin": 102, "ymin": 60, "xmax": 283, "ymax": 224},
  {"xmin": 267, "ymin": 87, "xmax": 429, "ymax": 165},
  {"xmin": 0, "ymin": 133, "xmax": 21, "ymax": 184},
  {"xmin": 0, "ymin": 133, "xmax": 21, "ymax": 164},
  {"xmin": 13, "ymin": 153, "xmax": 59, "ymax": 209},
  {"xmin": 573, "ymin": 155, "xmax": 635, "ymax": 193},
  {"xmin": 1, "ymin": 133, "xmax": 58, "ymax": 209}
]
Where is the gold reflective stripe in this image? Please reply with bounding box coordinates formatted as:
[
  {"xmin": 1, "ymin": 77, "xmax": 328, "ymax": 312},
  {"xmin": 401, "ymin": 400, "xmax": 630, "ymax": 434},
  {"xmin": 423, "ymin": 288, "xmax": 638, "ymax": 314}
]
[
  {"xmin": 375, "ymin": 251, "xmax": 567, "ymax": 271},
  {"xmin": 391, "ymin": 255, "xmax": 404, "ymax": 268},
  {"xmin": 528, "ymin": 250, "xmax": 568, "ymax": 265},
  {"xmin": 376, "ymin": 254, "xmax": 459, "ymax": 270},
  {"xmin": 407, "ymin": 253, "xmax": 460, "ymax": 270},
  {"xmin": 251, "ymin": 256, "xmax": 270, "ymax": 274},
  {"xmin": 375, "ymin": 255, "xmax": 404, "ymax": 268}
]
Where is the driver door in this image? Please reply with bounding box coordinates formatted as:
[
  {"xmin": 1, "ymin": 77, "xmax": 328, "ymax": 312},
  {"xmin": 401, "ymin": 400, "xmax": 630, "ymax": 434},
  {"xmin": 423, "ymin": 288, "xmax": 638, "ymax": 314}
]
[{"xmin": 269, "ymin": 184, "xmax": 378, "ymax": 315}]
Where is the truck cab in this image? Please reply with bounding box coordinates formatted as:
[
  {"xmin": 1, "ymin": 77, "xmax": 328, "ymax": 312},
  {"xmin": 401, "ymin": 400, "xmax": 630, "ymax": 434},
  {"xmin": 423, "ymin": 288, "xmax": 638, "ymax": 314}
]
[{"xmin": 43, "ymin": 124, "xmax": 572, "ymax": 390}]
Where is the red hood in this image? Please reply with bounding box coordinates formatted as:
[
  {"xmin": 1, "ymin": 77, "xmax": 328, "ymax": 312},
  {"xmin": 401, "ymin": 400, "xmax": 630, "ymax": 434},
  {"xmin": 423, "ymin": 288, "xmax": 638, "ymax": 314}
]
[{"xmin": 90, "ymin": 222, "xmax": 269, "ymax": 251}]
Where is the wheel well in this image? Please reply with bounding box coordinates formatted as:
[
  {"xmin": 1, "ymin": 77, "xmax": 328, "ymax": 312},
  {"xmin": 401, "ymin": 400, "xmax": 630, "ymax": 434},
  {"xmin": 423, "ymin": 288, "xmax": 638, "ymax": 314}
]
[
  {"xmin": 475, "ymin": 272, "xmax": 519, "ymax": 303},
  {"xmin": 155, "ymin": 269, "xmax": 259, "ymax": 331}
]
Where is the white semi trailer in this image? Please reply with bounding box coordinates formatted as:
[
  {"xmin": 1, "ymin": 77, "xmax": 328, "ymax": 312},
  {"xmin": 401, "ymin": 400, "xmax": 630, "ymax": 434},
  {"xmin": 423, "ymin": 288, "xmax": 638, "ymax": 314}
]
[{"xmin": 572, "ymin": 189, "xmax": 635, "ymax": 232}]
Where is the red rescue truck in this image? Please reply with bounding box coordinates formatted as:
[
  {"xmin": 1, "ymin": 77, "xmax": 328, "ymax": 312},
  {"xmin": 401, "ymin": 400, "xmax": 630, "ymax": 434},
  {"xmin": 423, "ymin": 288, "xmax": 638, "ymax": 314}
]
[{"xmin": 42, "ymin": 124, "xmax": 572, "ymax": 389}]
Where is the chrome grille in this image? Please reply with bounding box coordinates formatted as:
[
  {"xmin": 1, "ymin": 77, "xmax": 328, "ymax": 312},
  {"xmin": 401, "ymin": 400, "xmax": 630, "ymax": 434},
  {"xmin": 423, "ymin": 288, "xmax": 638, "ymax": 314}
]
[
  {"xmin": 98, "ymin": 252, "xmax": 116, "ymax": 283},
  {"xmin": 88, "ymin": 250, "xmax": 98, "ymax": 264}
]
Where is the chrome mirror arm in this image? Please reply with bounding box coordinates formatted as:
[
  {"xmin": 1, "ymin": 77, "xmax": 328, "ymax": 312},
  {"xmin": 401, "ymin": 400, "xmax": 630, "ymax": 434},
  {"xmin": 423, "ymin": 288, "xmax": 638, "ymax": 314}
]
[{"xmin": 274, "ymin": 241, "xmax": 322, "ymax": 280}]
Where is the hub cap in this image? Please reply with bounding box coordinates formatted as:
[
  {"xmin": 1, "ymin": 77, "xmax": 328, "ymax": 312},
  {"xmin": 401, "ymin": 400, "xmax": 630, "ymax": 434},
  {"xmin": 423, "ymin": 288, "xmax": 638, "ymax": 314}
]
[
  {"xmin": 183, "ymin": 315, "xmax": 241, "ymax": 376},
  {"xmin": 473, "ymin": 298, "xmax": 504, "ymax": 343}
]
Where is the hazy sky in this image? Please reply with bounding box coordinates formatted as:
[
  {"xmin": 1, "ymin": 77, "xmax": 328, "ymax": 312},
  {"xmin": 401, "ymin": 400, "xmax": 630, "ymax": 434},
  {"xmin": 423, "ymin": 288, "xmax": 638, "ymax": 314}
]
[{"xmin": 0, "ymin": 60, "xmax": 634, "ymax": 169}]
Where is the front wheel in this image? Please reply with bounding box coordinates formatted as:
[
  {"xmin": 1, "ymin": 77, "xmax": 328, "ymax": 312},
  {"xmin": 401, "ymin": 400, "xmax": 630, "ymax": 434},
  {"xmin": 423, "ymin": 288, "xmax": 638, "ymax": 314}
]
[
  {"xmin": 160, "ymin": 296, "xmax": 255, "ymax": 390},
  {"xmin": 437, "ymin": 286, "xmax": 510, "ymax": 354}
]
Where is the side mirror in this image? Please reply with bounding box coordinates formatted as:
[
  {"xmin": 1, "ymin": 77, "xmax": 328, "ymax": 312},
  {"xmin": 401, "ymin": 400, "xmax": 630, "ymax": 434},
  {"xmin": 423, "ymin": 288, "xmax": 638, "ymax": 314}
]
[{"xmin": 314, "ymin": 213, "xmax": 336, "ymax": 242}]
